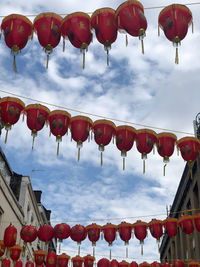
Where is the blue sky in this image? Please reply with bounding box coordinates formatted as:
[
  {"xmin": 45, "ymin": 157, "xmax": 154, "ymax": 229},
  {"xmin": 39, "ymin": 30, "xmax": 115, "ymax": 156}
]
[{"xmin": 0, "ymin": 0, "xmax": 200, "ymax": 264}]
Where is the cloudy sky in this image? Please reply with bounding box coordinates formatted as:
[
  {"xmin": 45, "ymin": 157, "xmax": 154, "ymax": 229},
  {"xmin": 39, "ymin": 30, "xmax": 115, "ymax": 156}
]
[{"xmin": 0, "ymin": 0, "xmax": 199, "ymax": 264}]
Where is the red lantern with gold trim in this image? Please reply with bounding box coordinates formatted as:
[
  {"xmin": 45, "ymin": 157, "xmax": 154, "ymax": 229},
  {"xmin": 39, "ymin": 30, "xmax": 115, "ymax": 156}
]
[
  {"xmin": 0, "ymin": 97, "xmax": 25, "ymax": 143},
  {"xmin": 136, "ymin": 129, "xmax": 157, "ymax": 173},
  {"xmin": 1, "ymin": 258, "xmax": 11, "ymax": 267},
  {"xmin": 130, "ymin": 262, "xmax": 138, "ymax": 267},
  {"xmin": 46, "ymin": 251, "xmax": 57, "ymax": 267},
  {"xmin": 163, "ymin": 217, "xmax": 178, "ymax": 238},
  {"xmin": 71, "ymin": 225, "xmax": 87, "ymax": 255},
  {"xmin": 25, "ymin": 261, "xmax": 34, "ymax": 267},
  {"xmin": 157, "ymin": 132, "xmax": 177, "ymax": 176},
  {"xmin": 158, "ymin": 4, "xmax": 192, "ymax": 64},
  {"xmin": 0, "ymin": 241, "xmax": 5, "ymax": 259},
  {"xmin": 3, "ymin": 225, "xmax": 17, "ymax": 248},
  {"xmin": 188, "ymin": 261, "xmax": 199, "ymax": 267},
  {"xmin": 193, "ymin": 213, "xmax": 200, "ymax": 232},
  {"xmin": 72, "ymin": 256, "xmax": 84, "ymax": 267},
  {"xmin": 83, "ymin": 255, "xmax": 95, "ymax": 267},
  {"xmin": 111, "ymin": 260, "xmax": 119, "ymax": 267},
  {"xmin": 172, "ymin": 260, "xmax": 185, "ymax": 267},
  {"xmin": 116, "ymin": 126, "xmax": 137, "ymax": 170},
  {"xmin": 15, "ymin": 260, "xmax": 22, "ymax": 267},
  {"xmin": 86, "ymin": 223, "xmax": 101, "ymax": 256},
  {"xmin": 37, "ymin": 225, "xmax": 54, "ymax": 243},
  {"xmin": 115, "ymin": 0, "xmax": 147, "ymax": 53},
  {"xmin": 98, "ymin": 259, "xmax": 110, "ymax": 267},
  {"xmin": 34, "ymin": 250, "xmax": 46, "ymax": 267},
  {"xmin": 93, "ymin": 120, "xmax": 116, "ymax": 166},
  {"xmin": 70, "ymin": 116, "xmax": 93, "ymax": 161},
  {"xmin": 33, "ymin": 13, "xmax": 62, "ymax": 68},
  {"xmin": 20, "ymin": 225, "xmax": 38, "ymax": 244},
  {"xmin": 91, "ymin": 8, "xmax": 117, "ymax": 65},
  {"xmin": 1, "ymin": 14, "xmax": 33, "ymax": 72},
  {"xmin": 10, "ymin": 245, "xmax": 22, "ymax": 264},
  {"xmin": 57, "ymin": 254, "xmax": 70, "ymax": 267},
  {"xmin": 25, "ymin": 104, "xmax": 50, "ymax": 149},
  {"xmin": 132, "ymin": 220, "xmax": 148, "ymax": 255},
  {"xmin": 178, "ymin": 215, "xmax": 194, "ymax": 235},
  {"xmin": 177, "ymin": 137, "xmax": 200, "ymax": 178},
  {"xmin": 118, "ymin": 222, "xmax": 132, "ymax": 258},
  {"xmin": 148, "ymin": 219, "xmax": 163, "ymax": 250},
  {"xmin": 54, "ymin": 223, "xmax": 71, "ymax": 253},
  {"xmin": 61, "ymin": 12, "xmax": 92, "ymax": 69},
  {"xmin": 48, "ymin": 110, "xmax": 71, "ymax": 155},
  {"xmin": 102, "ymin": 223, "xmax": 117, "ymax": 259}
]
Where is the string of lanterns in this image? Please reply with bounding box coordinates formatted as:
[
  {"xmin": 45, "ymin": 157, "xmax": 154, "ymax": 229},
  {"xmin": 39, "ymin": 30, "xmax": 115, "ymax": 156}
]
[
  {"xmin": 0, "ymin": 1, "xmax": 194, "ymax": 71},
  {"xmin": 0, "ymin": 96, "xmax": 199, "ymax": 175},
  {"xmin": 1, "ymin": 213, "xmax": 200, "ymax": 260}
]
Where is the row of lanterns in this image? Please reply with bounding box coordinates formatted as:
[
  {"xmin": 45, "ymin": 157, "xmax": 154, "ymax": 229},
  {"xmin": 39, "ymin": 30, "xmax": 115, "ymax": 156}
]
[
  {"xmin": 1, "ymin": 214, "xmax": 200, "ymax": 259},
  {"xmin": 0, "ymin": 1, "xmax": 193, "ymax": 70},
  {"xmin": 0, "ymin": 96, "xmax": 199, "ymax": 174}
]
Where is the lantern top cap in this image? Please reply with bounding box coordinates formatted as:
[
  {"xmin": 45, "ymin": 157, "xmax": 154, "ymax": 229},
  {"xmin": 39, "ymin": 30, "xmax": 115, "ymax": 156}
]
[
  {"xmin": 62, "ymin": 12, "xmax": 91, "ymax": 23},
  {"xmin": 93, "ymin": 119, "xmax": 116, "ymax": 129},
  {"xmin": 57, "ymin": 253, "xmax": 70, "ymax": 259},
  {"xmin": 116, "ymin": 125, "xmax": 137, "ymax": 133},
  {"xmin": 137, "ymin": 128, "xmax": 157, "ymax": 137},
  {"xmin": 71, "ymin": 115, "xmax": 93, "ymax": 126},
  {"xmin": 177, "ymin": 136, "xmax": 200, "ymax": 146},
  {"xmin": 0, "ymin": 97, "xmax": 25, "ymax": 108},
  {"xmin": 158, "ymin": 4, "xmax": 192, "ymax": 22},
  {"xmin": 163, "ymin": 217, "xmax": 178, "ymax": 223},
  {"xmin": 115, "ymin": 0, "xmax": 144, "ymax": 18},
  {"xmin": 157, "ymin": 132, "xmax": 177, "ymax": 140},
  {"xmin": 119, "ymin": 261, "xmax": 130, "ymax": 266},
  {"xmin": 102, "ymin": 222, "xmax": 117, "ymax": 229},
  {"xmin": 33, "ymin": 12, "xmax": 63, "ymax": 24},
  {"xmin": 91, "ymin": 7, "xmax": 115, "ymax": 20},
  {"xmin": 34, "ymin": 250, "xmax": 47, "ymax": 256},
  {"xmin": 1, "ymin": 14, "xmax": 33, "ymax": 28},
  {"xmin": 118, "ymin": 221, "xmax": 133, "ymax": 228},
  {"xmin": 178, "ymin": 214, "xmax": 193, "ymax": 223},
  {"xmin": 148, "ymin": 219, "xmax": 163, "ymax": 225},
  {"xmin": 71, "ymin": 256, "xmax": 84, "ymax": 261},
  {"xmin": 193, "ymin": 213, "xmax": 200, "ymax": 219},
  {"xmin": 86, "ymin": 223, "xmax": 102, "ymax": 230},
  {"xmin": 11, "ymin": 244, "xmax": 23, "ymax": 250},
  {"xmin": 83, "ymin": 255, "xmax": 95, "ymax": 260},
  {"xmin": 132, "ymin": 220, "xmax": 148, "ymax": 227},
  {"xmin": 48, "ymin": 110, "xmax": 71, "ymax": 118},
  {"xmin": 25, "ymin": 103, "xmax": 50, "ymax": 113}
]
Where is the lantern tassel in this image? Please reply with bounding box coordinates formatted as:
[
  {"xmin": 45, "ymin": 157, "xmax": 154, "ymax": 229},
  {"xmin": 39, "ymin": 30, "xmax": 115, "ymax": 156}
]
[
  {"xmin": 5, "ymin": 129, "xmax": 8, "ymax": 144},
  {"xmin": 126, "ymin": 34, "xmax": 128, "ymax": 47},
  {"xmin": 63, "ymin": 38, "xmax": 65, "ymax": 52},
  {"xmin": 175, "ymin": 47, "xmax": 179, "ymax": 64},
  {"xmin": 126, "ymin": 246, "xmax": 128, "ymax": 258},
  {"xmin": 46, "ymin": 54, "xmax": 49, "ymax": 69},
  {"xmin": 57, "ymin": 142, "xmax": 60, "ymax": 156},
  {"xmin": 13, "ymin": 55, "xmax": 17, "ymax": 72},
  {"xmin": 158, "ymin": 25, "xmax": 160, "ymax": 36},
  {"xmin": 163, "ymin": 164, "xmax": 167, "ymax": 176},
  {"xmin": 109, "ymin": 248, "xmax": 112, "ymax": 260},
  {"xmin": 78, "ymin": 147, "xmax": 80, "ymax": 161},
  {"xmin": 32, "ymin": 135, "xmax": 35, "ymax": 150},
  {"xmin": 107, "ymin": 49, "xmax": 109, "ymax": 66},
  {"xmin": 78, "ymin": 245, "xmax": 80, "ymax": 256},
  {"xmin": 123, "ymin": 157, "xmax": 125, "ymax": 171},
  {"xmin": 143, "ymin": 159, "xmax": 145, "ymax": 174},
  {"xmin": 141, "ymin": 243, "xmax": 143, "ymax": 255},
  {"xmin": 192, "ymin": 21, "xmax": 194, "ymax": 33},
  {"xmin": 101, "ymin": 151, "xmax": 103, "ymax": 166},
  {"xmin": 141, "ymin": 39, "xmax": 144, "ymax": 54},
  {"xmin": 59, "ymin": 242, "xmax": 61, "ymax": 254},
  {"xmin": 93, "ymin": 247, "xmax": 95, "ymax": 257},
  {"xmin": 83, "ymin": 51, "xmax": 85, "ymax": 69}
]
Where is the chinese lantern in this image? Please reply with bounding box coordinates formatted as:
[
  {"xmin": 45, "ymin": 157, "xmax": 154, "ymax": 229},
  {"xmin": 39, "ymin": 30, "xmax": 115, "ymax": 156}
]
[
  {"xmin": 25, "ymin": 261, "xmax": 34, "ymax": 267},
  {"xmin": 177, "ymin": 137, "xmax": 200, "ymax": 178},
  {"xmin": 0, "ymin": 97, "xmax": 25, "ymax": 143},
  {"xmin": 119, "ymin": 261, "xmax": 129, "ymax": 267},
  {"xmin": 172, "ymin": 260, "xmax": 185, "ymax": 267},
  {"xmin": 25, "ymin": 104, "xmax": 50, "ymax": 149},
  {"xmin": 116, "ymin": 126, "xmax": 137, "ymax": 170},
  {"xmin": 97, "ymin": 259, "xmax": 110, "ymax": 267},
  {"xmin": 1, "ymin": 14, "xmax": 33, "ymax": 72},
  {"xmin": 4, "ymin": 225, "xmax": 17, "ymax": 248},
  {"xmin": 178, "ymin": 215, "xmax": 194, "ymax": 235},
  {"xmin": 102, "ymin": 223, "xmax": 117, "ymax": 259},
  {"xmin": 1, "ymin": 258, "xmax": 11, "ymax": 267},
  {"xmin": 70, "ymin": 116, "xmax": 93, "ymax": 161},
  {"xmin": 70, "ymin": 225, "xmax": 87, "ymax": 255},
  {"xmin": 33, "ymin": 13, "xmax": 62, "ymax": 68},
  {"xmin": 139, "ymin": 262, "xmax": 150, "ymax": 267},
  {"xmin": 34, "ymin": 250, "xmax": 46, "ymax": 267},
  {"xmin": 20, "ymin": 225, "xmax": 38, "ymax": 244},
  {"xmin": 157, "ymin": 132, "xmax": 177, "ymax": 176},
  {"xmin": 91, "ymin": 8, "xmax": 117, "ymax": 65},
  {"xmin": 86, "ymin": 223, "xmax": 101, "ymax": 256},
  {"xmin": 110, "ymin": 260, "xmax": 119, "ymax": 267},
  {"xmin": 10, "ymin": 245, "xmax": 22, "ymax": 265},
  {"xmin": 188, "ymin": 261, "xmax": 199, "ymax": 267},
  {"xmin": 118, "ymin": 222, "xmax": 132, "ymax": 257},
  {"xmin": 61, "ymin": 12, "xmax": 92, "ymax": 69},
  {"xmin": 150, "ymin": 262, "xmax": 162, "ymax": 267},
  {"xmin": 71, "ymin": 256, "xmax": 84, "ymax": 267},
  {"xmin": 115, "ymin": 0, "xmax": 147, "ymax": 52},
  {"xmin": 136, "ymin": 129, "xmax": 157, "ymax": 173},
  {"xmin": 83, "ymin": 255, "xmax": 95, "ymax": 267},
  {"xmin": 57, "ymin": 254, "xmax": 70, "ymax": 267},
  {"xmin": 148, "ymin": 219, "xmax": 163, "ymax": 250},
  {"xmin": 0, "ymin": 241, "xmax": 5, "ymax": 259},
  {"xmin": 37, "ymin": 225, "xmax": 54, "ymax": 243},
  {"xmin": 193, "ymin": 213, "xmax": 200, "ymax": 232},
  {"xmin": 46, "ymin": 251, "xmax": 57, "ymax": 267},
  {"xmin": 93, "ymin": 120, "xmax": 116, "ymax": 166},
  {"xmin": 130, "ymin": 262, "xmax": 138, "ymax": 267},
  {"xmin": 158, "ymin": 4, "xmax": 192, "ymax": 64},
  {"xmin": 48, "ymin": 110, "xmax": 71, "ymax": 155},
  {"xmin": 163, "ymin": 217, "xmax": 178, "ymax": 238},
  {"xmin": 132, "ymin": 220, "xmax": 148, "ymax": 255},
  {"xmin": 15, "ymin": 260, "xmax": 22, "ymax": 267},
  {"xmin": 54, "ymin": 223, "xmax": 71, "ymax": 252}
]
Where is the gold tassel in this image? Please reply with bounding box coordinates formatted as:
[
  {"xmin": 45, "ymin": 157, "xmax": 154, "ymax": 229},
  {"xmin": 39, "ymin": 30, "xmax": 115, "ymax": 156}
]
[
  {"xmin": 192, "ymin": 21, "xmax": 194, "ymax": 33},
  {"xmin": 123, "ymin": 158, "xmax": 125, "ymax": 171},
  {"xmin": 63, "ymin": 38, "xmax": 65, "ymax": 52},
  {"xmin": 109, "ymin": 248, "xmax": 112, "ymax": 260},
  {"xmin": 175, "ymin": 47, "xmax": 179, "ymax": 64},
  {"xmin": 11, "ymin": 20, "xmax": 13, "ymax": 31},
  {"xmin": 177, "ymin": 146, "xmax": 179, "ymax": 156},
  {"xmin": 158, "ymin": 25, "xmax": 160, "ymax": 36},
  {"xmin": 22, "ymin": 113, "xmax": 24, "ymax": 122},
  {"xmin": 83, "ymin": 51, "xmax": 85, "ymax": 69},
  {"xmin": 141, "ymin": 39, "xmax": 144, "ymax": 54},
  {"xmin": 13, "ymin": 55, "xmax": 17, "ymax": 72},
  {"xmin": 78, "ymin": 245, "xmax": 80, "ymax": 256},
  {"xmin": 174, "ymin": 10, "xmax": 177, "ymax": 20},
  {"xmin": 107, "ymin": 49, "xmax": 109, "ymax": 66},
  {"xmin": 126, "ymin": 246, "xmax": 128, "ymax": 258},
  {"xmin": 57, "ymin": 142, "xmax": 60, "ymax": 156},
  {"xmin": 5, "ymin": 130, "xmax": 8, "ymax": 144},
  {"xmin": 78, "ymin": 147, "xmax": 80, "ymax": 161},
  {"xmin": 51, "ymin": 20, "xmax": 54, "ymax": 29},
  {"xmin": 96, "ymin": 15, "xmax": 98, "ymax": 25},
  {"xmin": 118, "ymin": 16, "xmax": 120, "ymax": 27},
  {"xmin": 32, "ymin": 135, "xmax": 35, "ymax": 150},
  {"xmin": 163, "ymin": 164, "xmax": 167, "ymax": 176},
  {"xmin": 126, "ymin": 34, "xmax": 128, "ymax": 47},
  {"xmin": 93, "ymin": 247, "xmax": 95, "ymax": 257},
  {"xmin": 46, "ymin": 54, "xmax": 49, "ymax": 69},
  {"xmin": 153, "ymin": 145, "xmax": 155, "ymax": 154},
  {"xmin": 143, "ymin": 159, "xmax": 145, "ymax": 174},
  {"xmin": 141, "ymin": 243, "xmax": 143, "ymax": 255},
  {"xmin": 133, "ymin": 6, "xmax": 136, "ymax": 16},
  {"xmin": 101, "ymin": 151, "xmax": 103, "ymax": 166}
]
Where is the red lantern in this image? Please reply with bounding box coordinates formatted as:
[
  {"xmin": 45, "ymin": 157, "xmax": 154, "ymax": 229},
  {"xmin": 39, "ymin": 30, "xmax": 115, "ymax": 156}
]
[
  {"xmin": 132, "ymin": 220, "xmax": 148, "ymax": 255},
  {"xmin": 150, "ymin": 263, "xmax": 162, "ymax": 267},
  {"xmin": 57, "ymin": 254, "xmax": 70, "ymax": 267},
  {"xmin": 25, "ymin": 104, "xmax": 50, "ymax": 149},
  {"xmin": 159, "ymin": 4, "xmax": 192, "ymax": 64},
  {"xmin": 61, "ymin": 12, "xmax": 92, "ymax": 69},
  {"xmin": 20, "ymin": 225, "xmax": 38, "ymax": 244},
  {"xmin": 25, "ymin": 261, "xmax": 34, "ymax": 267},
  {"xmin": 157, "ymin": 132, "xmax": 177, "ymax": 175},
  {"xmin": 188, "ymin": 261, "xmax": 199, "ymax": 267},
  {"xmin": 148, "ymin": 219, "xmax": 163, "ymax": 249},
  {"xmin": 110, "ymin": 260, "xmax": 119, "ymax": 267},
  {"xmin": 98, "ymin": 259, "xmax": 110, "ymax": 267},
  {"xmin": 54, "ymin": 223, "xmax": 71, "ymax": 241},
  {"xmin": 33, "ymin": 13, "xmax": 62, "ymax": 68},
  {"xmin": 0, "ymin": 97, "xmax": 25, "ymax": 143},
  {"xmin": 37, "ymin": 225, "xmax": 54, "ymax": 243},
  {"xmin": 71, "ymin": 256, "xmax": 84, "ymax": 267},
  {"xmin": 193, "ymin": 213, "xmax": 200, "ymax": 232},
  {"xmin": 93, "ymin": 120, "xmax": 116, "ymax": 166},
  {"xmin": 48, "ymin": 110, "xmax": 71, "ymax": 155},
  {"xmin": 15, "ymin": 260, "xmax": 22, "ymax": 267},
  {"xmin": 86, "ymin": 223, "xmax": 101, "ymax": 256},
  {"xmin": 102, "ymin": 223, "xmax": 117, "ymax": 259},
  {"xmin": 178, "ymin": 215, "xmax": 194, "ymax": 235},
  {"xmin": 172, "ymin": 260, "xmax": 185, "ymax": 267},
  {"xmin": 177, "ymin": 137, "xmax": 200, "ymax": 178},
  {"xmin": 3, "ymin": 225, "xmax": 17, "ymax": 248},
  {"xmin": 130, "ymin": 262, "xmax": 138, "ymax": 267},
  {"xmin": 119, "ymin": 261, "xmax": 129, "ymax": 267},
  {"xmin": 91, "ymin": 8, "xmax": 117, "ymax": 65},
  {"xmin": 10, "ymin": 245, "xmax": 22, "ymax": 264},
  {"xmin": 70, "ymin": 225, "xmax": 87, "ymax": 255},
  {"xmin": 1, "ymin": 258, "xmax": 11, "ymax": 267},
  {"xmin": 118, "ymin": 222, "xmax": 132, "ymax": 258},
  {"xmin": 46, "ymin": 251, "xmax": 57, "ymax": 267},
  {"xmin": 34, "ymin": 250, "xmax": 46, "ymax": 267},
  {"xmin": 136, "ymin": 129, "xmax": 157, "ymax": 173},
  {"xmin": 116, "ymin": 126, "xmax": 137, "ymax": 170},
  {"xmin": 70, "ymin": 116, "xmax": 93, "ymax": 161},
  {"xmin": 1, "ymin": 14, "xmax": 32, "ymax": 71},
  {"xmin": 0, "ymin": 240, "xmax": 5, "ymax": 258},
  {"xmin": 115, "ymin": 0, "xmax": 147, "ymax": 52},
  {"xmin": 83, "ymin": 255, "xmax": 95, "ymax": 267},
  {"xmin": 163, "ymin": 217, "xmax": 178, "ymax": 238}
]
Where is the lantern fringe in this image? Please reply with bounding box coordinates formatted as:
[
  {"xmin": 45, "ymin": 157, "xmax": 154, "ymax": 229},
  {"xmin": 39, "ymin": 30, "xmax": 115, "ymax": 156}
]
[
  {"xmin": 78, "ymin": 147, "xmax": 80, "ymax": 161},
  {"xmin": 158, "ymin": 25, "xmax": 160, "ymax": 36},
  {"xmin": 107, "ymin": 49, "xmax": 109, "ymax": 66},
  {"xmin": 123, "ymin": 157, "xmax": 125, "ymax": 171},
  {"xmin": 126, "ymin": 35, "xmax": 128, "ymax": 47},
  {"xmin": 141, "ymin": 243, "xmax": 143, "ymax": 255},
  {"xmin": 78, "ymin": 245, "xmax": 80, "ymax": 256},
  {"xmin": 126, "ymin": 246, "xmax": 128, "ymax": 258},
  {"xmin": 175, "ymin": 47, "xmax": 179, "ymax": 64},
  {"xmin": 63, "ymin": 38, "xmax": 65, "ymax": 52},
  {"xmin": 101, "ymin": 151, "xmax": 103, "ymax": 166},
  {"xmin": 109, "ymin": 248, "xmax": 112, "ymax": 260},
  {"xmin": 141, "ymin": 39, "xmax": 144, "ymax": 54},
  {"xmin": 163, "ymin": 164, "xmax": 167, "ymax": 176},
  {"xmin": 57, "ymin": 142, "xmax": 60, "ymax": 156},
  {"xmin": 192, "ymin": 21, "xmax": 194, "ymax": 33},
  {"xmin": 93, "ymin": 247, "xmax": 95, "ymax": 257},
  {"xmin": 83, "ymin": 52, "xmax": 85, "ymax": 69},
  {"xmin": 5, "ymin": 129, "xmax": 9, "ymax": 144},
  {"xmin": 13, "ymin": 55, "xmax": 17, "ymax": 73},
  {"xmin": 46, "ymin": 54, "xmax": 49, "ymax": 69},
  {"xmin": 143, "ymin": 159, "xmax": 145, "ymax": 174}
]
